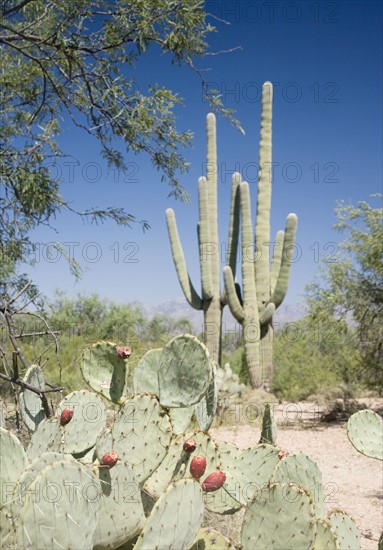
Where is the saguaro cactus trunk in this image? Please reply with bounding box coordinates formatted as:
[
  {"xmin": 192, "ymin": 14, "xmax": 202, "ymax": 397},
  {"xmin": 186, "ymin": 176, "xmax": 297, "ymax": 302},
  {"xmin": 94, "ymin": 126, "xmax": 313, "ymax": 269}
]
[{"xmin": 224, "ymin": 82, "xmax": 298, "ymax": 388}]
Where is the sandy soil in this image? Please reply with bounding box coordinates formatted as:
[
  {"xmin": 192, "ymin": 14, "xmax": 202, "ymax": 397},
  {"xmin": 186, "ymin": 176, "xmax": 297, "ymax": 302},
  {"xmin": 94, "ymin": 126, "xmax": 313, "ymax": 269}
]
[{"xmin": 210, "ymin": 409, "xmax": 383, "ymax": 550}]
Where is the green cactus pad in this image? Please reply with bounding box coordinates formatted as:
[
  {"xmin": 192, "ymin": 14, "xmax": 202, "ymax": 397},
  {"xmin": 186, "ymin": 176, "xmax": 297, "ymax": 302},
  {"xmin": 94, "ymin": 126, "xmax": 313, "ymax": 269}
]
[
  {"xmin": 347, "ymin": 410, "xmax": 383, "ymax": 460},
  {"xmin": 17, "ymin": 460, "xmax": 101, "ymax": 549},
  {"xmin": 11, "ymin": 452, "xmax": 75, "ymax": 518},
  {"xmin": 93, "ymin": 461, "xmax": 145, "ymax": 550},
  {"xmin": 190, "ymin": 527, "xmax": 235, "ymax": 549},
  {"xmin": 158, "ymin": 335, "xmax": 212, "ymax": 407},
  {"xmin": 133, "ymin": 479, "xmax": 204, "ymax": 550},
  {"xmin": 142, "ymin": 434, "xmax": 187, "ymax": 500},
  {"xmin": 227, "ymin": 444, "xmax": 280, "ymax": 506},
  {"xmin": 57, "ymin": 389, "xmax": 106, "ymax": 454},
  {"xmin": 258, "ymin": 403, "xmax": 277, "ymax": 445},
  {"xmin": 19, "ymin": 365, "xmax": 46, "ymax": 432},
  {"xmin": 81, "ymin": 341, "xmax": 131, "ymax": 403},
  {"xmin": 132, "ymin": 348, "xmax": 162, "ymax": 396},
  {"xmin": 169, "ymin": 405, "xmax": 195, "ymax": 435},
  {"xmin": 96, "ymin": 394, "xmax": 172, "ymax": 484},
  {"xmin": 270, "ymin": 452, "xmax": 326, "ymax": 518},
  {"xmin": 314, "ymin": 519, "xmax": 340, "ymax": 549},
  {"xmin": 328, "ymin": 510, "xmax": 360, "ymax": 550},
  {"xmin": 0, "ymin": 428, "xmax": 28, "ymax": 509},
  {"xmin": 241, "ymin": 482, "xmax": 316, "ymax": 550},
  {"xmin": 0, "ymin": 507, "xmax": 18, "ymax": 549},
  {"xmin": 26, "ymin": 418, "xmax": 62, "ymax": 461},
  {"xmin": 195, "ymin": 365, "xmax": 218, "ymax": 432},
  {"xmin": 206, "ymin": 441, "xmax": 243, "ymax": 514}
]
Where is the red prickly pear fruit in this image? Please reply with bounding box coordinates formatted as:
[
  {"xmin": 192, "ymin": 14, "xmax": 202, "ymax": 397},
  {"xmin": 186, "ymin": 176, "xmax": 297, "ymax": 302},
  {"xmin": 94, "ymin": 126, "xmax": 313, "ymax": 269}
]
[
  {"xmin": 190, "ymin": 456, "xmax": 207, "ymax": 479},
  {"xmin": 117, "ymin": 346, "xmax": 132, "ymax": 359},
  {"xmin": 100, "ymin": 451, "xmax": 119, "ymax": 468},
  {"xmin": 60, "ymin": 408, "xmax": 73, "ymax": 426},
  {"xmin": 278, "ymin": 450, "xmax": 289, "ymax": 459},
  {"xmin": 201, "ymin": 470, "xmax": 226, "ymax": 492},
  {"xmin": 183, "ymin": 438, "xmax": 197, "ymax": 453}
]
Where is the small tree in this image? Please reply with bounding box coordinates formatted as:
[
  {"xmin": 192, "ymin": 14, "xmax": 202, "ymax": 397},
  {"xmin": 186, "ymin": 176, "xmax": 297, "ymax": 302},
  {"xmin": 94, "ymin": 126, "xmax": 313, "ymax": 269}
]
[
  {"xmin": 0, "ymin": 0, "xmax": 236, "ymax": 285},
  {"xmin": 306, "ymin": 195, "xmax": 383, "ymax": 389}
]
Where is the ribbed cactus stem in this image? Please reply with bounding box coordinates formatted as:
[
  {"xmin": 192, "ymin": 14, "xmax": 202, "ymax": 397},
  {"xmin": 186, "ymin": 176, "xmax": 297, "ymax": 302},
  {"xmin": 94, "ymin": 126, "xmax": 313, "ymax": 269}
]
[{"xmin": 255, "ymin": 81, "xmax": 273, "ymax": 313}]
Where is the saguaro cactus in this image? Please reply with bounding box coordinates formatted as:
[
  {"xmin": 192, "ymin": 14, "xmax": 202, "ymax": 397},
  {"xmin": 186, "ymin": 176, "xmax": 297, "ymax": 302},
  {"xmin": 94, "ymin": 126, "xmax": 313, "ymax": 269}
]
[
  {"xmin": 224, "ymin": 82, "xmax": 298, "ymax": 387},
  {"xmin": 166, "ymin": 114, "xmax": 240, "ymax": 366}
]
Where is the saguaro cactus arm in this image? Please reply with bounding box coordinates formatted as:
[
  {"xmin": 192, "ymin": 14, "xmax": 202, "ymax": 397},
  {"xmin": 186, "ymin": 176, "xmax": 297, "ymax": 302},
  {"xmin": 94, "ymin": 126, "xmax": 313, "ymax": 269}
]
[
  {"xmin": 165, "ymin": 208, "xmax": 203, "ymax": 310},
  {"xmin": 198, "ymin": 176, "xmax": 214, "ymax": 299},
  {"xmin": 223, "ymin": 266, "xmax": 244, "ymax": 322},
  {"xmin": 270, "ymin": 213, "xmax": 298, "ymax": 308},
  {"xmin": 222, "ymin": 172, "xmax": 241, "ymax": 305}
]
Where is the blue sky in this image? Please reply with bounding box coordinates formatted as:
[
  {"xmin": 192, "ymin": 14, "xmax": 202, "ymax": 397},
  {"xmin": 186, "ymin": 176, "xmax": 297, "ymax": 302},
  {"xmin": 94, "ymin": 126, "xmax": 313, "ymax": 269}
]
[{"xmin": 24, "ymin": 0, "xmax": 382, "ymax": 308}]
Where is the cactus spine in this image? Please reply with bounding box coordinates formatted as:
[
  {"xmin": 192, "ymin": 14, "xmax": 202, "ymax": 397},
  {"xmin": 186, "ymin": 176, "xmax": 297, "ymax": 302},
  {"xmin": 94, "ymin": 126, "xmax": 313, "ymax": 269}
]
[
  {"xmin": 224, "ymin": 82, "xmax": 298, "ymax": 387},
  {"xmin": 166, "ymin": 115, "xmax": 240, "ymax": 366}
]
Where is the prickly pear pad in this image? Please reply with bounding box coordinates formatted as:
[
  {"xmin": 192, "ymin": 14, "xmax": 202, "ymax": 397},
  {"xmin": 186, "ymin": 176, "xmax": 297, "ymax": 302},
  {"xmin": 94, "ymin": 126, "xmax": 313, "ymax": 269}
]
[
  {"xmin": 96, "ymin": 394, "xmax": 172, "ymax": 484},
  {"xmin": 0, "ymin": 507, "xmax": 18, "ymax": 549},
  {"xmin": 56, "ymin": 390, "xmax": 106, "ymax": 454},
  {"xmin": 0, "ymin": 427, "xmax": 28, "ymax": 509},
  {"xmin": 11, "ymin": 452, "xmax": 76, "ymax": 518},
  {"xmin": 133, "ymin": 348, "xmax": 162, "ymax": 396},
  {"xmin": 241, "ymin": 482, "xmax": 316, "ymax": 550},
  {"xmin": 133, "ymin": 479, "xmax": 204, "ymax": 550},
  {"xmin": 347, "ymin": 409, "xmax": 383, "ymax": 460},
  {"xmin": 81, "ymin": 341, "xmax": 131, "ymax": 403},
  {"xmin": 270, "ymin": 452, "xmax": 326, "ymax": 518},
  {"xmin": 26, "ymin": 418, "xmax": 62, "ymax": 461},
  {"xmin": 314, "ymin": 519, "xmax": 340, "ymax": 549},
  {"xmin": 158, "ymin": 335, "xmax": 212, "ymax": 407},
  {"xmin": 226, "ymin": 444, "xmax": 280, "ymax": 506},
  {"xmin": 93, "ymin": 461, "xmax": 145, "ymax": 549},
  {"xmin": 190, "ymin": 527, "xmax": 235, "ymax": 549},
  {"xmin": 329, "ymin": 510, "xmax": 360, "ymax": 550},
  {"xmin": 195, "ymin": 363, "xmax": 218, "ymax": 432},
  {"xmin": 19, "ymin": 365, "xmax": 46, "ymax": 432},
  {"xmin": 17, "ymin": 460, "xmax": 101, "ymax": 550}
]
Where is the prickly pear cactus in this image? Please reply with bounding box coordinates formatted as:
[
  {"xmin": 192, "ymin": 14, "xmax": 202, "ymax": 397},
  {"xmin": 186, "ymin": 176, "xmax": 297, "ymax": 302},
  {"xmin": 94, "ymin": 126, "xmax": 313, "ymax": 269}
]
[
  {"xmin": 133, "ymin": 479, "xmax": 204, "ymax": 550},
  {"xmin": 158, "ymin": 335, "xmax": 212, "ymax": 407},
  {"xmin": 314, "ymin": 519, "xmax": 340, "ymax": 549},
  {"xmin": 347, "ymin": 409, "xmax": 383, "ymax": 460},
  {"xmin": 195, "ymin": 364, "xmax": 218, "ymax": 432},
  {"xmin": 328, "ymin": 510, "xmax": 360, "ymax": 550},
  {"xmin": 11, "ymin": 452, "xmax": 75, "ymax": 518},
  {"xmin": 18, "ymin": 365, "xmax": 46, "ymax": 432},
  {"xmin": 0, "ymin": 427, "xmax": 28, "ymax": 509},
  {"xmin": 132, "ymin": 348, "xmax": 162, "ymax": 396},
  {"xmin": 26, "ymin": 417, "xmax": 62, "ymax": 460},
  {"xmin": 241, "ymin": 482, "xmax": 316, "ymax": 549},
  {"xmin": 96, "ymin": 394, "xmax": 172, "ymax": 484},
  {"xmin": 190, "ymin": 527, "xmax": 235, "ymax": 549},
  {"xmin": 270, "ymin": 452, "xmax": 326, "ymax": 518},
  {"xmin": 225, "ymin": 444, "xmax": 280, "ymax": 507},
  {"xmin": 17, "ymin": 460, "xmax": 101, "ymax": 549},
  {"xmin": 81, "ymin": 341, "xmax": 132, "ymax": 403},
  {"xmin": 93, "ymin": 461, "xmax": 145, "ymax": 549},
  {"xmin": 0, "ymin": 507, "xmax": 18, "ymax": 549}
]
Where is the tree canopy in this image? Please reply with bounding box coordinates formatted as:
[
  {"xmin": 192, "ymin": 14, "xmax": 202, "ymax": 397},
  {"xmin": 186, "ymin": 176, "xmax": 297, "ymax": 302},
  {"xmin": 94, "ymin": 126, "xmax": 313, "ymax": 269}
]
[
  {"xmin": 0, "ymin": 0, "xmax": 235, "ymax": 284},
  {"xmin": 306, "ymin": 195, "xmax": 383, "ymax": 388}
]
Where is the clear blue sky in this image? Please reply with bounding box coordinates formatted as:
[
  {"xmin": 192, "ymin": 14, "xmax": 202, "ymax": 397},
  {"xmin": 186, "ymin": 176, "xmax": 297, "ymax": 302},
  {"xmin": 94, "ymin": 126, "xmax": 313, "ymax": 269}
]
[{"xmin": 24, "ymin": 1, "xmax": 382, "ymax": 307}]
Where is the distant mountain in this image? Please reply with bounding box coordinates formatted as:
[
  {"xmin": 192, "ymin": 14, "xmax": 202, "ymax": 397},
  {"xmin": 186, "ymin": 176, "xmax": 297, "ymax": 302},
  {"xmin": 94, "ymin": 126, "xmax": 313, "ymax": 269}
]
[{"xmin": 129, "ymin": 297, "xmax": 307, "ymax": 333}]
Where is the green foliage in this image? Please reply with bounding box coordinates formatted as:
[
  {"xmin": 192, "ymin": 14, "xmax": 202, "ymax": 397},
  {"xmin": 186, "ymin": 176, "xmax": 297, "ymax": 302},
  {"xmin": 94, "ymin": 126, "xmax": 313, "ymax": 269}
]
[
  {"xmin": 272, "ymin": 316, "xmax": 361, "ymax": 401},
  {"xmin": 0, "ymin": 0, "xmax": 239, "ymax": 283},
  {"xmin": 306, "ymin": 195, "xmax": 383, "ymax": 389}
]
